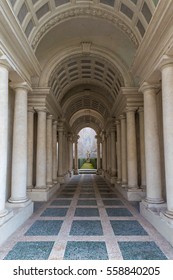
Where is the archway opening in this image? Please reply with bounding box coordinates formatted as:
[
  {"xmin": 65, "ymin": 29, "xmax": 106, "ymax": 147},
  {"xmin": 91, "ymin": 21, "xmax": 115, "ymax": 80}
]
[{"xmin": 78, "ymin": 127, "xmax": 97, "ymax": 173}]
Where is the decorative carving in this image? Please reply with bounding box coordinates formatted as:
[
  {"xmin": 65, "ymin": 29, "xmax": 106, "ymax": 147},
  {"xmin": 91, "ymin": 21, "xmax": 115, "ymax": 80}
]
[
  {"xmin": 31, "ymin": 7, "xmax": 139, "ymax": 50},
  {"xmin": 81, "ymin": 41, "xmax": 92, "ymax": 54}
]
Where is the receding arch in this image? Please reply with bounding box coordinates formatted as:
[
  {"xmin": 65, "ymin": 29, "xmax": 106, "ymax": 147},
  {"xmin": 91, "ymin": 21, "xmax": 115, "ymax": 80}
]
[{"xmin": 39, "ymin": 46, "xmax": 134, "ymax": 90}]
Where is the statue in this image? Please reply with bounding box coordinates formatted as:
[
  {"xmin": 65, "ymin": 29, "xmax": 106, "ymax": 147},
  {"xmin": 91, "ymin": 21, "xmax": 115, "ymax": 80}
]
[{"xmin": 86, "ymin": 150, "xmax": 90, "ymax": 162}]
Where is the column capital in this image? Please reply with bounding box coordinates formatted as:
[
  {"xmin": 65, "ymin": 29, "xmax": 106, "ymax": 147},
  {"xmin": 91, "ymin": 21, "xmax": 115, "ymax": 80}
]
[
  {"xmin": 57, "ymin": 122, "xmax": 64, "ymax": 132},
  {"xmin": 95, "ymin": 135, "xmax": 102, "ymax": 143},
  {"xmin": 47, "ymin": 114, "xmax": 53, "ymax": 120},
  {"xmin": 119, "ymin": 114, "xmax": 126, "ymax": 120},
  {"xmin": 0, "ymin": 55, "xmax": 11, "ymax": 71},
  {"xmin": 138, "ymin": 107, "xmax": 144, "ymax": 113},
  {"xmin": 53, "ymin": 120, "xmax": 58, "ymax": 125},
  {"xmin": 139, "ymin": 82, "xmax": 160, "ymax": 94},
  {"xmin": 10, "ymin": 82, "xmax": 32, "ymax": 92},
  {"xmin": 110, "ymin": 125, "xmax": 116, "ymax": 133},
  {"xmin": 28, "ymin": 106, "xmax": 35, "ymax": 113},
  {"xmin": 159, "ymin": 55, "xmax": 173, "ymax": 70},
  {"xmin": 115, "ymin": 119, "xmax": 120, "ymax": 125},
  {"xmin": 126, "ymin": 107, "xmax": 137, "ymax": 113},
  {"xmin": 73, "ymin": 135, "xmax": 80, "ymax": 143},
  {"xmin": 35, "ymin": 107, "xmax": 47, "ymax": 113}
]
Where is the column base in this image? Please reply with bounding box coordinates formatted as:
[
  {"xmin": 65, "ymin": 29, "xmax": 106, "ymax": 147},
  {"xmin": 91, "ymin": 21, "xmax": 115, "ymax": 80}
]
[
  {"xmin": 0, "ymin": 208, "xmax": 9, "ymax": 218},
  {"xmin": 0, "ymin": 209, "xmax": 13, "ymax": 226},
  {"xmin": 58, "ymin": 176, "xmax": 65, "ymax": 183},
  {"xmin": 27, "ymin": 183, "xmax": 60, "ymax": 201},
  {"xmin": 145, "ymin": 197, "xmax": 165, "ymax": 205},
  {"xmin": 115, "ymin": 183, "xmax": 146, "ymax": 201},
  {"xmin": 0, "ymin": 200, "xmax": 33, "ymax": 246},
  {"xmin": 162, "ymin": 210, "xmax": 173, "ymax": 220},
  {"xmin": 121, "ymin": 182, "xmax": 128, "ymax": 188},
  {"xmin": 142, "ymin": 199, "xmax": 166, "ymax": 210},
  {"xmin": 7, "ymin": 199, "xmax": 32, "ymax": 209},
  {"xmin": 35, "ymin": 185, "xmax": 47, "ymax": 189},
  {"xmin": 27, "ymin": 185, "xmax": 33, "ymax": 189},
  {"xmin": 116, "ymin": 179, "xmax": 121, "ymax": 184},
  {"xmin": 110, "ymin": 176, "xmax": 116, "ymax": 184},
  {"xmin": 8, "ymin": 196, "xmax": 29, "ymax": 205},
  {"xmin": 140, "ymin": 201, "xmax": 173, "ymax": 246},
  {"xmin": 46, "ymin": 181, "xmax": 53, "ymax": 187}
]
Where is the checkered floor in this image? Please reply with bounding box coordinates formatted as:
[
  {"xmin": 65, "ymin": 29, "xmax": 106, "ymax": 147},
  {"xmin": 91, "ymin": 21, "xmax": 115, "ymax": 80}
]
[{"xmin": 0, "ymin": 175, "xmax": 173, "ymax": 260}]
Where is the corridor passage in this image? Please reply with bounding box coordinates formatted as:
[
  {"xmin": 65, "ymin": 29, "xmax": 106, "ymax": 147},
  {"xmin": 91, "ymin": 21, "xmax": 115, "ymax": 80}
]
[{"xmin": 0, "ymin": 175, "xmax": 173, "ymax": 260}]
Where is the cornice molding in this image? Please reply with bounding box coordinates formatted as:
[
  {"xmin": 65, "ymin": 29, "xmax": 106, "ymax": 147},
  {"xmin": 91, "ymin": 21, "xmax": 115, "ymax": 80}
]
[
  {"xmin": 112, "ymin": 87, "xmax": 143, "ymax": 117},
  {"xmin": 28, "ymin": 87, "xmax": 62, "ymax": 118},
  {"xmin": 0, "ymin": 0, "xmax": 41, "ymax": 82},
  {"xmin": 131, "ymin": 0, "xmax": 173, "ymax": 84},
  {"xmin": 139, "ymin": 82, "xmax": 160, "ymax": 94}
]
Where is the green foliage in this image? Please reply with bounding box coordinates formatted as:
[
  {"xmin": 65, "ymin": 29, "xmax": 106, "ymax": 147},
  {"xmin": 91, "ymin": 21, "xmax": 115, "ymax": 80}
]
[{"xmin": 80, "ymin": 162, "xmax": 94, "ymax": 169}]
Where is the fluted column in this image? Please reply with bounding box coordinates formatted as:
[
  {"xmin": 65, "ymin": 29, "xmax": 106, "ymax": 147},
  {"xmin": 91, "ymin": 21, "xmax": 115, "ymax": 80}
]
[
  {"xmin": 9, "ymin": 83, "xmax": 30, "ymax": 203},
  {"xmin": 52, "ymin": 120, "xmax": 58, "ymax": 183},
  {"xmin": 46, "ymin": 114, "xmax": 53, "ymax": 186},
  {"xmin": 126, "ymin": 108, "xmax": 138, "ymax": 189},
  {"xmin": 120, "ymin": 114, "xmax": 127, "ymax": 186},
  {"xmin": 27, "ymin": 107, "xmax": 35, "ymax": 189},
  {"xmin": 36, "ymin": 109, "xmax": 47, "ymax": 188},
  {"xmin": 138, "ymin": 107, "xmax": 146, "ymax": 188},
  {"xmin": 57, "ymin": 121, "xmax": 64, "ymax": 178},
  {"xmin": 0, "ymin": 61, "xmax": 10, "ymax": 216},
  {"xmin": 161, "ymin": 58, "xmax": 173, "ymax": 217},
  {"xmin": 140, "ymin": 83, "xmax": 163, "ymax": 204},
  {"xmin": 115, "ymin": 120, "xmax": 121, "ymax": 183}
]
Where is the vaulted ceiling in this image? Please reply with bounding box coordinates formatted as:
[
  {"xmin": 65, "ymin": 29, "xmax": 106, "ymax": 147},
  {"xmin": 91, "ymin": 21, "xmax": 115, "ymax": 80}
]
[{"xmin": 6, "ymin": 0, "xmax": 160, "ymax": 134}]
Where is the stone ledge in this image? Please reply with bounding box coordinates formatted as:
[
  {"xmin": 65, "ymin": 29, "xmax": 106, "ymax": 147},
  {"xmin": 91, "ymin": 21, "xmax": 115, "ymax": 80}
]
[
  {"xmin": 27, "ymin": 183, "xmax": 60, "ymax": 201},
  {"xmin": 0, "ymin": 200, "xmax": 33, "ymax": 246},
  {"xmin": 115, "ymin": 183, "xmax": 146, "ymax": 201},
  {"xmin": 140, "ymin": 201, "xmax": 173, "ymax": 247}
]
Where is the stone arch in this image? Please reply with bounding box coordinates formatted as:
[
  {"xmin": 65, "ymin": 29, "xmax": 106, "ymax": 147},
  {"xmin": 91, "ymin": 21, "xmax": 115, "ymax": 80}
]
[{"xmin": 39, "ymin": 46, "xmax": 134, "ymax": 89}]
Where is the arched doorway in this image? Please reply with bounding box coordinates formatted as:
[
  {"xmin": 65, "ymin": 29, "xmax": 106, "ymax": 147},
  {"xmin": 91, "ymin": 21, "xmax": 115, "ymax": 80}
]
[{"xmin": 78, "ymin": 127, "xmax": 97, "ymax": 173}]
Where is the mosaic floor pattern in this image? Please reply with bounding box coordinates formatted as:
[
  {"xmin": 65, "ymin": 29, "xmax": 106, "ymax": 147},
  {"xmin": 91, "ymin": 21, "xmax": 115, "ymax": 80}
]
[{"xmin": 1, "ymin": 175, "xmax": 173, "ymax": 260}]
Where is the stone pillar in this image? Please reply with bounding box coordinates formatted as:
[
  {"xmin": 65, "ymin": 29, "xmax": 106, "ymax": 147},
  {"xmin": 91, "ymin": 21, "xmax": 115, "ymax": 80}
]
[
  {"xmin": 101, "ymin": 132, "xmax": 106, "ymax": 174},
  {"xmin": 9, "ymin": 83, "xmax": 30, "ymax": 203},
  {"xmin": 0, "ymin": 60, "xmax": 10, "ymax": 217},
  {"xmin": 115, "ymin": 120, "xmax": 121, "ymax": 183},
  {"xmin": 27, "ymin": 107, "xmax": 35, "ymax": 189},
  {"xmin": 74, "ymin": 135, "xmax": 79, "ymax": 175},
  {"xmin": 64, "ymin": 132, "xmax": 68, "ymax": 174},
  {"xmin": 46, "ymin": 114, "xmax": 53, "ymax": 186},
  {"xmin": 36, "ymin": 109, "xmax": 47, "ymax": 188},
  {"xmin": 126, "ymin": 108, "xmax": 138, "ymax": 189},
  {"xmin": 52, "ymin": 120, "xmax": 58, "ymax": 183},
  {"xmin": 110, "ymin": 126, "xmax": 116, "ymax": 177},
  {"xmin": 68, "ymin": 134, "xmax": 73, "ymax": 175},
  {"xmin": 140, "ymin": 83, "xmax": 163, "ymax": 204},
  {"xmin": 138, "ymin": 107, "xmax": 146, "ymax": 188},
  {"xmin": 161, "ymin": 58, "xmax": 173, "ymax": 217},
  {"xmin": 57, "ymin": 121, "xmax": 64, "ymax": 179},
  {"xmin": 96, "ymin": 135, "xmax": 101, "ymax": 171},
  {"xmin": 120, "ymin": 114, "xmax": 127, "ymax": 186},
  {"xmin": 106, "ymin": 133, "xmax": 110, "ymax": 174}
]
